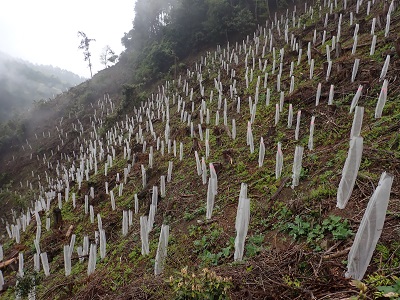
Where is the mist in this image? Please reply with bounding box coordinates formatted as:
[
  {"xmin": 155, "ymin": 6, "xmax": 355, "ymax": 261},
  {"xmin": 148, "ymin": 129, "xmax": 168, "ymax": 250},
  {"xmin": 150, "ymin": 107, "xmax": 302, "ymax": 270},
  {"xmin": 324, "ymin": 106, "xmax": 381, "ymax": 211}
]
[{"xmin": 0, "ymin": 52, "xmax": 85, "ymax": 123}]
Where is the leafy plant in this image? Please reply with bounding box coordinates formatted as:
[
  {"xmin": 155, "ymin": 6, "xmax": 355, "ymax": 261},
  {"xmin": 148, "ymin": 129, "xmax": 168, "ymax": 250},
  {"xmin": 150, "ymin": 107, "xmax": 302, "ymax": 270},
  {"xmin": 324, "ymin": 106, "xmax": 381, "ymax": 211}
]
[
  {"xmin": 245, "ymin": 234, "xmax": 265, "ymax": 257},
  {"xmin": 350, "ymin": 280, "xmax": 368, "ymax": 300},
  {"xmin": 377, "ymin": 278, "xmax": 400, "ymax": 299},
  {"xmin": 285, "ymin": 215, "xmax": 353, "ymax": 250},
  {"xmin": 15, "ymin": 271, "xmax": 42, "ymax": 298},
  {"xmin": 323, "ymin": 215, "xmax": 353, "ymax": 240},
  {"xmin": 169, "ymin": 267, "xmax": 232, "ymax": 300}
]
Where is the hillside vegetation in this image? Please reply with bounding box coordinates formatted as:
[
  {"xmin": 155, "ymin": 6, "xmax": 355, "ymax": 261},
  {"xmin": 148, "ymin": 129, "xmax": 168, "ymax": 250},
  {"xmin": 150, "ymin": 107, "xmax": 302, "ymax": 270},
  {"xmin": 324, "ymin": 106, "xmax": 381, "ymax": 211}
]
[
  {"xmin": 0, "ymin": 52, "xmax": 84, "ymax": 122},
  {"xmin": 0, "ymin": 0, "xmax": 399, "ymax": 299}
]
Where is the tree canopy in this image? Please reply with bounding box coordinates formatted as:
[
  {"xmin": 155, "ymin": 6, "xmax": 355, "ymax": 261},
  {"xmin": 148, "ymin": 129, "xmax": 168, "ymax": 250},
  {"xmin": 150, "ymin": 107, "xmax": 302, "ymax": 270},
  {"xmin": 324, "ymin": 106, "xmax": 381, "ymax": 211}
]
[{"xmin": 120, "ymin": 0, "xmax": 287, "ymax": 86}]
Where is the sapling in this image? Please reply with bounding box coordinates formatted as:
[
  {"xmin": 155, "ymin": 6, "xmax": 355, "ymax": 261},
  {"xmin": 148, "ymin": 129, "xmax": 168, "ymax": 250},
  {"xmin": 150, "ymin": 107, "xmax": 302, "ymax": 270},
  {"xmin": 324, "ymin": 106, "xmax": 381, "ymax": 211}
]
[
  {"xmin": 149, "ymin": 146, "xmax": 154, "ymax": 168},
  {"xmin": 258, "ymin": 137, "xmax": 265, "ymax": 167},
  {"xmin": 19, "ymin": 252, "xmax": 24, "ymax": 277},
  {"xmin": 371, "ymin": 18, "xmax": 376, "ymax": 35},
  {"xmin": 40, "ymin": 252, "xmax": 50, "ymax": 276},
  {"xmin": 351, "ymin": 59, "xmax": 360, "ymax": 83},
  {"xmin": 288, "ymin": 104, "xmax": 293, "ymax": 128},
  {"xmin": 352, "ymin": 35, "xmax": 358, "ymax": 55},
  {"xmin": 308, "ymin": 116, "xmax": 316, "ymax": 150},
  {"xmin": 122, "ymin": 211, "xmax": 128, "ymax": 236},
  {"xmin": 128, "ymin": 209, "xmax": 133, "ymax": 227},
  {"xmin": 134, "ymin": 194, "xmax": 139, "ymax": 214},
  {"xmin": 147, "ymin": 204, "xmax": 156, "ymax": 233},
  {"xmin": 350, "ymin": 106, "xmax": 364, "ymax": 139},
  {"xmin": 266, "ymin": 88, "xmax": 270, "ymax": 106},
  {"xmin": 206, "ymin": 178, "xmax": 216, "ymax": 220},
  {"xmin": 167, "ymin": 161, "xmax": 173, "ymax": 182},
  {"xmin": 326, "ymin": 44, "xmax": 331, "ymax": 62},
  {"xmin": 83, "ymin": 235, "xmax": 89, "ymax": 257},
  {"xmin": 205, "ymin": 139, "xmax": 210, "ymax": 159},
  {"xmin": 64, "ymin": 245, "xmax": 71, "ymax": 276},
  {"xmin": 160, "ymin": 175, "xmax": 166, "ymax": 198},
  {"xmin": 69, "ymin": 234, "xmax": 76, "ymax": 257},
  {"xmin": 385, "ymin": 12, "xmax": 391, "ymax": 38},
  {"xmin": 295, "ymin": 110, "xmax": 301, "ymax": 140},
  {"xmin": 232, "ymin": 119, "xmax": 236, "ymax": 139},
  {"xmin": 290, "ymin": 62, "xmax": 294, "ymax": 77},
  {"xmin": 201, "ymin": 157, "xmax": 207, "ymax": 185},
  {"xmin": 140, "ymin": 216, "xmax": 149, "ymax": 255},
  {"xmin": 289, "ymin": 76, "xmax": 295, "ymax": 94},
  {"xmin": 199, "ymin": 123, "xmax": 205, "ymax": 141},
  {"xmin": 337, "ymin": 136, "xmax": 363, "ymax": 209},
  {"xmin": 326, "ymin": 60, "xmax": 332, "ymax": 81},
  {"xmin": 90, "ymin": 205, "xmax": 94, "ymax": 223},
  {"xmin": 154, "ymin": 224, "xmax": 170, "ymax": 275},
  {"xmin": 110, "ymin": 190, "xmax": 116, "ymax": 210},
  {"xmin": 178, "ymin": 141, "xmax": 183, "ymax": 161},
  {"xmin": 250, "ymin": 104, "xmax": 256, "ymax": 124},
  {"xmin": 87, "ymin": 243, "xmax": 97, "ymax": 275},
  {"xmin": 152, "ymin": 186, "xmax": 158, "ymax": 213},
  {"xmin": 297, "ymin": 48, "xmax": 302, "ymax": 65},
  {"xmin": 34, "ymin": 252, "xmax": 40, "ymax": 272},
  {"xmin": 350, "ymin": 85, "xmax": 363, "ymax": 113},
  {"xmin": 141, "ymin": 165, "xmax": 146, "ymax": 188},
  {"xmin": 279, "ymin": 92, "xmax": 284, "ymax": 112},
  {"xmin": 375, "ymin": 79, "xmax": 388, "ymax": 118},
  {"xmin": 247, "ymin": 122, "xmax": 254, "ymax": 154},
  {"xmin": 195, "ymin": 151, "xmax": 201, "ymax": 175},
  {"xmin": 209, "ymin": 163, "xmax": 218, "ymax": 196},
  {"xmin": 275, "ymin": 104, "xmax": 280, "ymax": 126},
  {"xmin": 328, "ymin": 85, "xmax": 334, "ymax": 105},
  {"xmin": 346, "ymin": 172, "xmax": 394, "ymax": 280},
  {"xmin": 0, "ymin": 270, "xmax": 3, "ymax": 291},
  {"xmin": 276, "ymin": 142, "xmax": 284, "ymax": 179},
  {"xmin": 310, "ymin": 59, "xmax": 315, "ymax": 79},
  {"xmin": 234, "ymin": 183, "xmax": 250, "ymax": 261},
  {"xmin": 263, "ymin": 72, "xmax": 268, "ymax": 88},
  {"xmin": 99, "ymin": 229, "xmax": 106, "ymax": 259},
  {"xmin": 370, "ymin": 35, "xmax": 377, "ymax": 56},
  {"xmin": 36, "ymin": 225, "xmax": 42, "ymax": 241},
  {"xmin": 316, "ymin": 83, "xmax": 322, "ymax": 106},
  {"xmin": 58, "ymin": 193, "xmax": 62, "ymax": 209},
  {"xmin": 291, "ymin": 146, "xmax": 304, "ymax": 188},
  {"xmin": 380, "ymin": 55, "xmax": 390, "ymax": 81}
]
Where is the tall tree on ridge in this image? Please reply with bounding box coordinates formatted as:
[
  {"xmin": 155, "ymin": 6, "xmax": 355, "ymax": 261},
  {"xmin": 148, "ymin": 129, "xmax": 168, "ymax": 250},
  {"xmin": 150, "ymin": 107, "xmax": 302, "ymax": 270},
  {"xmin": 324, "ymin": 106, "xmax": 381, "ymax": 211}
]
[
  {"xmin": 78, "ymin": 31, "xmax": 96, "ymax": 78},
  {"xmin": 100, "ymin": 45, "xmax": 118, "ymax": 68}
]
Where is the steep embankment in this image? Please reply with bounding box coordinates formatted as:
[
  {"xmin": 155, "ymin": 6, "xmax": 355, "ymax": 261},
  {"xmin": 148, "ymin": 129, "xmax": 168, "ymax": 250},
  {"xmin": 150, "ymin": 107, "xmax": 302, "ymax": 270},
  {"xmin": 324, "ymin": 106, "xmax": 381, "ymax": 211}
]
[{"xmin": 0, "ymin": 0, "xmax": 399, "ymax": 299}]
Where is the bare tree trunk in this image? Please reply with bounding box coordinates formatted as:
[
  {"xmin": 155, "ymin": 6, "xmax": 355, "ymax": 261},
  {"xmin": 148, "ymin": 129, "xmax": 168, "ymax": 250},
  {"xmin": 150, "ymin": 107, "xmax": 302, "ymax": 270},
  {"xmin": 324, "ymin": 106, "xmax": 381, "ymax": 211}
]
[{"xmin": 88, "ymin": 57, "xmax": 93, "ymax": 78}]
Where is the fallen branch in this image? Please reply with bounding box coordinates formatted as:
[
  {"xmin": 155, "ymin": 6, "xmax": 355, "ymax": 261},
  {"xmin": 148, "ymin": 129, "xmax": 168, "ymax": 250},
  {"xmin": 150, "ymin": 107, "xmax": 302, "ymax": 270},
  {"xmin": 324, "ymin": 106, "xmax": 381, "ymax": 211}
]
[
  {"xmin": 322, "ymin": 247, "xmax": 351, "ymax": 259},
  {"xmin": 0, "ymin": 257, "xmax": 17, "ymax": 270},
  {"xmin": 271, "ymin": 177, "xmax": 290, "ymax": 200}
]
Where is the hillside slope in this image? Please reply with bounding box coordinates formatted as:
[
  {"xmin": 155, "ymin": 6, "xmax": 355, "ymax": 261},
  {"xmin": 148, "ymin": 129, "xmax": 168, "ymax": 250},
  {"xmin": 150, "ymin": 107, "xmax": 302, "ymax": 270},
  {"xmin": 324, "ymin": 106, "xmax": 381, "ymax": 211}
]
[{"xmin": 0, "ymin": 0, "xmax": 399, "ymax": 299}]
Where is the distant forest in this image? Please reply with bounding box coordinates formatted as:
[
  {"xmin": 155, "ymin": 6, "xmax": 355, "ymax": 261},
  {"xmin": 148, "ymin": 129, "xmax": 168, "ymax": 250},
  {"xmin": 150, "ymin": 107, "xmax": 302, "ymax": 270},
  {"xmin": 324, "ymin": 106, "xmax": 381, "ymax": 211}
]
[
  {"xmin": 0, "ymin": 52, "xmax": 85, "ymax": 122},
  {"xmin": 120, "ymin": 0, "xmax": 291, "ymax": 86}
]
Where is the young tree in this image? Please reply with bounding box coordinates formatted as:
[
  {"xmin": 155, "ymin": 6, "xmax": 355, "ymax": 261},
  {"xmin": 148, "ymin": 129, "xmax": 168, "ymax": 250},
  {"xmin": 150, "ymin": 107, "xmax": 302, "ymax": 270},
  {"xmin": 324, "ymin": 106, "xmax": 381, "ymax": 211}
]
[
  {"xmin": 77, "ymin": 31, "xmax": 96, "ymax": 78},
  {"xmin": 100, "ymin": 45, "xmax": 118, "ymax": 68}
]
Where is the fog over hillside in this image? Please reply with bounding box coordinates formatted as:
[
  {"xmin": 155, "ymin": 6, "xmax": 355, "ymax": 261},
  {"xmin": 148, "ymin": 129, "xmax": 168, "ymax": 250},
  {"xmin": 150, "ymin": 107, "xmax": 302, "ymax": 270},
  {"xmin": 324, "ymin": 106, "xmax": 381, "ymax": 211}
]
[{"xmin": 0, "ymin": 52, "xmax": 85, "ymax": 122}]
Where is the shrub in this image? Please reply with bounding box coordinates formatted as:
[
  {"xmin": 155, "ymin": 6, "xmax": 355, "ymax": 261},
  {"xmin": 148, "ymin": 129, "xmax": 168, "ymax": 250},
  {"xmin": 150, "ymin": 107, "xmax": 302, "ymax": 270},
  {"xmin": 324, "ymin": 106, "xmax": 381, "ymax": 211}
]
[
  {"xmin": 169, "ymin": 267, "xmax": 232, "ymax": 300},
  {"xmin": 15, "ymin": 271, "xmax": 42, "ymax": 298}
]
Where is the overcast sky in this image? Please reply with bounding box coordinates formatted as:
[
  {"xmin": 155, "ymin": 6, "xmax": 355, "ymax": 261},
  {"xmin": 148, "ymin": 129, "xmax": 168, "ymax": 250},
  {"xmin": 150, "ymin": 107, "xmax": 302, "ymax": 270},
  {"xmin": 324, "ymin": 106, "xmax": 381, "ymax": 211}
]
[{"xmin": 0, "ymin": 0, "xmax": 135, "ymax": 78}]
